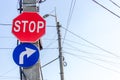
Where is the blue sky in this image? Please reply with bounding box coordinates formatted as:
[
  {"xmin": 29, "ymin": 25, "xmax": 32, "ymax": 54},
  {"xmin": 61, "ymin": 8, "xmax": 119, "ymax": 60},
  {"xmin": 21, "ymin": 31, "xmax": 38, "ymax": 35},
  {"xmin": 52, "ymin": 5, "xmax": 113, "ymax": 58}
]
[{"xmin": 1, "ymin": 0, "xmax": 120, "ymax": 80}]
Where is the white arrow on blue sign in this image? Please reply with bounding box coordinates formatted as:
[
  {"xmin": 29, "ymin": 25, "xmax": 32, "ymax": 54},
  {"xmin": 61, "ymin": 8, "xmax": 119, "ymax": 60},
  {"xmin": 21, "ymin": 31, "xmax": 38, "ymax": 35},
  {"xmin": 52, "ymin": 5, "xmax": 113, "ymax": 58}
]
[{"xmin": 13, "ymin": 43, "xmax": 39, "ymax": 67}]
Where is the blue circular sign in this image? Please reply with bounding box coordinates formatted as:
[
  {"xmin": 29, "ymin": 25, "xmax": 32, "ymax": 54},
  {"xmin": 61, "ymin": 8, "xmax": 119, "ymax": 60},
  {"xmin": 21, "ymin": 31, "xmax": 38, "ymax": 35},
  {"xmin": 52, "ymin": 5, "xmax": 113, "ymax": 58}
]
[{"xmin": 13, "ymin": 43, "xmax": 39, "ymax": 67}]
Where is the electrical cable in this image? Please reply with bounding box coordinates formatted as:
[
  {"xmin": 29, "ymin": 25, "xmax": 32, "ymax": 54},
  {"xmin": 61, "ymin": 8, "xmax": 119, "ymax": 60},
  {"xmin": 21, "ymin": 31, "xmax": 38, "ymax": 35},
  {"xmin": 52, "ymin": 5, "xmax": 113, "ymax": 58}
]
[
  {"xmin": 43, "ymin": 9, "xmax": 55, "ymax": 15},
  {"xmin": 46, "ymin": 25, "xmax": 56, "ymax": 27},
  {"xmin": 109, "ymin": 0, "xmax": 120, "ymax": 9},
  {"xmin": 0, "ymin": 76, "xmax": 19, "ymax": 79},
  {"xmin": 41, "ymin": 57, "xmax": 59, "ymax": 68},
  {"xmin": 92, "ymin": 0, "xmax": 120, "ymax": 18},
  {"xmin": 64, "ymin": 51, "xmax": 120, "ymax": 65},
  {"xmin": 61, "ymin": 27, "xmax": 120, "ymax": 58},
  {"xmin": 42, "ymin": 33, "xmax": 57, "ymax": 49},
  {"xmin": 46, "ymin": 39, "xmax": 57, "ymax": 48},
  {"xmin": 62, "ymin": 38, "xmax": 99, "ymax": 50},
  {"xmin": 63, "ymin": 42, "xmax": 120, "ymax": 65},
  {"xmin": 43, "ymin": 48, "xmax": 57, "ymax": 49},
  {"xmin": 42, "ymin": 38, "xmax": 57, "ymax": 40},
  {"xmin": 0, "ymin": 37, "xmax": 15, "ymax": 38},
  {"xmin": 0, "ymin": 66, "xmax": 18, "ymax": 77},
  {"xmin": 66, "ymin": 0, "xmax": 74, "ymax": 27},
  {"xmin": 0, "ymin": 48, "xmax": 14, "ymax": 49},
  {"xmin": 0, "ymin": 23, "xmax": 56, "ymax": 28},
  {"xmin": 63, "ymin": 43, "xmax": 115, "ymax": 58},
  {"xmin": 62, "ymin": 0, "xmax": 77, "ymax": 45},
  {"xmin": 63, "ymin": 40, "xmax": 117, "ymax": 58},
  {"xmin": 40, "ymin": 35, "xmax": 58, "ymax": 63},
  {"xmin": 63, "ymin": 42, "xmax": 101, "ymax": 55},
  {"xmin": 0, "ymin": 24, "xmax": 11, "ymax": 26},
  {"xmin": 65, "ymin": 52, "xmax": 120, "ymax": 74}
]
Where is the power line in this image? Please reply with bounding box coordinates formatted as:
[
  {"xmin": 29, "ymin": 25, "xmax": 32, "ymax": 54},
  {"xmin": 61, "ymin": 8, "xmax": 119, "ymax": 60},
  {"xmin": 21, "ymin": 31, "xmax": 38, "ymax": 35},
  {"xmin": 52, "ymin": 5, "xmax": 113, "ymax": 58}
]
[
  {"xmin": 0, "ymin": 23, "xmax": 56, "ymax": 27},
  {"xmin": 64, "ymin": 51, "xmax": 120, "ymax": 65},
  {"xmin": 42, "ymin": 38, "xmax": 57, "ymax": 40},
  {"xmin": 0, "ymin": 37, "xmax": 15, "ymax": 38},
  {"xmin": 0, "ymin": 22, "xmax": 55, "ymax": 27},
  {"xmin": 0, "ymin": 66, "xmax": 18, "ymax": 77},
  {"xmin": 92, "ymin": 0, "xmax": 120, "ymax": 18},
  {"xmin": 44, "ymin": 39, "xmax": 57, "ymax": 48},
  {"xmin": 0, "ymin": 24, "xmax": 11, "ymax": 26},
  {"xmin": 66, "ymin": 0, "xmax": 76, "ymax": 27},
  {"xmin": 43, "ymin": 48, "xmax": 58, "ymax": 49},
  {"xmin": 109, "ymin": 0, "xmax": 120, "ymax": 9},
  {"xmin": 0, "ymin": 76, "xmax": 19, "ymax": 79},
  {"xmin": 41, "ymin": 37, "xmax": 58, "ymax": 61},
  {"xmin": 65, "ymin": 52, "xmax": 120, "ymax": 74},
  {"xmin": 41, "ymin": 57, "xmax": 59, "ymax": 68},
  {"xmin": 62, "ymin": 38, "xmax": 99, "ymax": 50},
  {"xmin": 63, "ymin": 42, "xmax": 101, "ymax": 55},
  {"xmin": 42, "ymin": 9, "xmax": 55, "ymax": 17},
  {"xmin": 63, "ymin": 46, "xmax": 114, "ymax": 59},
  {"xmin": 0, "ymin": 48, "xmax": 14, "ymax": 49},
  {"xmin": 61, "ymin": 27, "xmax": 120, "ymax": 58},
  {"xmin": 62, "ymin": 0, "xmax": 77, "ymax": 45},
  {"xmin": 63, "ymin": 39, "xmax": 115, "ymax": 58},
  {"xmin": 46, "ymin": 25, "xmax": 56, "ymax": 27}
]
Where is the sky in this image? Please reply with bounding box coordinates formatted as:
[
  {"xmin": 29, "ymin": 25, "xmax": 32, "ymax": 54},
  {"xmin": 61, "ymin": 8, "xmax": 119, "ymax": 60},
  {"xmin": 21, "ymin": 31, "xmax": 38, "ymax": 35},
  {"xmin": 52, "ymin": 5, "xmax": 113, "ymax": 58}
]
[{"xmin": 1, "ymin": 0, "xmax": 120, "ymax": 80}]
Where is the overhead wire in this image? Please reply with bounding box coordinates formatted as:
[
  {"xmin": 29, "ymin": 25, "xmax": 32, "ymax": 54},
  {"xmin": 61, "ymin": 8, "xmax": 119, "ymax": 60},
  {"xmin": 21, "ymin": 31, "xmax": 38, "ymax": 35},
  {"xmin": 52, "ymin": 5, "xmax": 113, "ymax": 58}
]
[
  {"xmin": 46, "ymin": 25, "xmax": 56, "ymax": 27},
  {"xmin": 66, "ymin": 0, "xmax": 75, "ymax": 27},
  {"xmin": 92, "ymin": 0, "xmax": 120, "ymax": 18},
  {"xmin": 0, "ymin": 78, "xmax": 19, "ymax": 80},
  {"xmin": 0, "ymin": 23, "xmax": 56, "ymax": 28},
  {"xmin": 0, "ymin": 24, "xmax": 12, "ymax": 26},
  {"xmin": 41, "ymin": 57, "xmax": 59, "ymax": 68},
  {"xmin": 62, "ymin": 0, "xmax": 77, "ymax": 45},
  {"xmin": 61, "ymin": 27, "xmax": 120, "ymax": 58},
  {"xmin": 0, "ymin": 66, "xmax": 18, "ymax": 77},
  {"xmin": 63, "ymin": 43, "xmax": 116, "ymax": 58},
  {"xmin": 42, "ymin": 27, "xmax": 58, "ymax": 49},
  {"xmin": 63, "ymin": 39, "xmax": 118, "ymax": 58},
  {"xmin": 0, "ymin": 76, "xmax": 19, "ymax": 79},
  {"xmin": 0, "ymin": 76, "xmax": 19, "ymax": 78},
  {"xmin": 65, "ymin": 52, "xmax": 120, "ymax": 74},
  {"xmin": 109, "ymin": 0, "xmax": 120, "ymax": 9},
  {"xmin": 64, "ymin": 51, "xmax": 120, "ymax": 65},
  {"xmin": 40, "ymin": 33, "xmax": 58, "ymax": 68},
  {"xmin": 43, "ymin": 48, "xmax": 57, "ymax": 49},
  {"xmin": 44, "ymin": 39, "xmax": 57, "ymax": 48},
  {"xmin": 0, "ymin": 37, "xmax": 15, "ymax": 38},
  {"xmin": 0, "ymin": 48, "xmax": 14, "ymax": 49},
  {"xmin": 62, "ymin": 38, "xmax": 101, "ymax": 50},
  {"xmin": 40, "ymin": 36, "xmax": 58, "ymax": 80},
  {"xmin": 63, "ymin": 42, "xmax": 101, "ymax": 55},
  {"xmin": 42, "ymin": 38, "xmax": 57, "ymax": 40}
]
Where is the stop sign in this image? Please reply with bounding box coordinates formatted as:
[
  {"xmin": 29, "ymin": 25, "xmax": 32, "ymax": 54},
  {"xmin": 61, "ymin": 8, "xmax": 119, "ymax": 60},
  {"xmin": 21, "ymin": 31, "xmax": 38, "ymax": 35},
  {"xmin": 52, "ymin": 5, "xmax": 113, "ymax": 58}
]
[{"xmin": 12, "ymin": 12, "xmax": 46, "ymax": 43}]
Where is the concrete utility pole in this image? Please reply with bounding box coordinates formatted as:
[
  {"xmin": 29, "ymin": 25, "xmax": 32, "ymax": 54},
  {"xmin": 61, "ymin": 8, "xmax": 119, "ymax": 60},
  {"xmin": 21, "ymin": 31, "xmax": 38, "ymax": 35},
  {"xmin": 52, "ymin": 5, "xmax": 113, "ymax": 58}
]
[
  {"xmin": 56, "ymin": 20, "xmax": 64, "ymax": 80},
  {"xmin": 43, "ymin": 10, "xmax": 65, "ymax": 80},
  {"xmin": 19, "ymin": 0, "xmax": 43, "ymax": 80},
  {"xmin": 54, "ymin": 10, "xmax": 64, "ymax": 80}
]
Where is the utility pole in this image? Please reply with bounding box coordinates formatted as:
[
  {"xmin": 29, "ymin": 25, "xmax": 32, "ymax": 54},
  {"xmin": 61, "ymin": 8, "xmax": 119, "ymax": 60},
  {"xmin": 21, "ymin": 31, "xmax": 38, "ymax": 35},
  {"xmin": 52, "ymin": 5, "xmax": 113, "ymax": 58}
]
[
  {"xmin": 55, "ymin": 11, "xmax": 64, "ymax": 80},
  {"xmin": 57, "ymin": 21, "xmax": 64, "ymax": 80},
  {"xmin": 18, "ymin": 0, "xmax": 43, "ymax": 80},
  {"xmin": 43, "ymin": 9, "xmax": 65, "ymax": 80}
]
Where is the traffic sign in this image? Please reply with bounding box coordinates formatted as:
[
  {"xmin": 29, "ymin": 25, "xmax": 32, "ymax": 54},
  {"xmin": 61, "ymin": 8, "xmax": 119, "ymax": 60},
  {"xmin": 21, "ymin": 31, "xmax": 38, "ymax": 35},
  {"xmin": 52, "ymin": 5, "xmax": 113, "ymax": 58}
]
[
  {"xmin": 13, "ymin": 43, "xmax": 39, "ymax": 67},
  {"xmin": 12, "ymin": 12, "xmax": 46, "ymax": 42}
]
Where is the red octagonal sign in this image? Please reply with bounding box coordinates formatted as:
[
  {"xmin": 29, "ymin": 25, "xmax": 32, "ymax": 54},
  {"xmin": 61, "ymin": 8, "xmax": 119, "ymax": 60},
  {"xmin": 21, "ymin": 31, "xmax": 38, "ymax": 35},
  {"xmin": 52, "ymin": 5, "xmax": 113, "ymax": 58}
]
[{"xmin": 12, "ymin": 12, "xmax": 46, "ymax": 43}]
